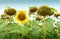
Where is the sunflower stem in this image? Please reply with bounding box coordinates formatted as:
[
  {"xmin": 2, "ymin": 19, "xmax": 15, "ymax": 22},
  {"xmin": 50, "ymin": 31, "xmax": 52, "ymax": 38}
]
[
  {"xmin": 22, "ymin": 35, "xmax": 23, "ymax": 39},
  {"xmin": 43, "ymin": 17, "xmax": 46, "ymax": 39}
]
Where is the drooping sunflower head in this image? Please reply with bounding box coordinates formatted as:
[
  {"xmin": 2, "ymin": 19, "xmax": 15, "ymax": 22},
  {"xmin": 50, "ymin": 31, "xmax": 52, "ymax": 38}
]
[
  {"xmin": 37, "ymin": 6, "xmax": 52, "ymax": 16},
  {"xmin": 4, "ymin": 7, "xmax": 16, "ymax": 16},
  {"xmin": 29, "ymin": 6, "xmax": 37, "ymax": 13},
  {"xmin": 15, "ymin": 10, "xmax": 29, "ymax": 24},
  {"xmin": 54, "ymin": 13, "xmax": 60, "ymax": 17},
  {"xmin": 36, "ymin": 16, "xmax": 42, "ymax": 21}
]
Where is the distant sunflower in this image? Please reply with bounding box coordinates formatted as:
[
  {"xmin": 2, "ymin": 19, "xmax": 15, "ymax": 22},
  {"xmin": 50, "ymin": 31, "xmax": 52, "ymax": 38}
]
[
  {"xmin": 37, "ymin": 6, "xmax": 52, "ymax": 16},
  {"xmin": 54, "ymin": 13, "xmax": 60, "ymax": 17},
  {"xmin": 4, "ymin": 7, "xmax": 16, "ymax": 16},
  {"xmin": 15, "ymin": 10, "xmax": 29, "ymax": 24},
  {"xmin": 29, "ymin": 6, "xmax": 37, "ymax": 13}
]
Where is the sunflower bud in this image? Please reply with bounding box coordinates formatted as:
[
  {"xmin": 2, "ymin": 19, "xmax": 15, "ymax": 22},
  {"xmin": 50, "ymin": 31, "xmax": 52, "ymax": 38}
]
[{"xmin": 54, "ymin": 13, "xmax": 60, "ymax": 17}]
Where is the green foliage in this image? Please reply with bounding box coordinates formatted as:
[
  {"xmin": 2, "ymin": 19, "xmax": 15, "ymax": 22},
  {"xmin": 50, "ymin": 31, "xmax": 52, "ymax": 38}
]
[
  {"xmin": 56, "ymin": 21, "xmax": 60, "ymax": 30},
  {"xmin": 0, "ymin": 16, "xmax": 60, "ymax": 39}
]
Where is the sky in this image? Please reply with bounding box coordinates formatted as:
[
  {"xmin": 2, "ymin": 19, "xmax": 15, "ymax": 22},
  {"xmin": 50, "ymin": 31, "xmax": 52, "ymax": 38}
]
[{"xmin": 0, "ymin": 0, "xmax": 60, "ymax": 15}]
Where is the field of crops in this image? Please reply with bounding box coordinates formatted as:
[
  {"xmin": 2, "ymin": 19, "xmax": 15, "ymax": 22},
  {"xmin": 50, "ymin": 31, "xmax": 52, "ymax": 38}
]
[{"xmin": 0, "ymin": 6, "xmax": 60, "ymax": 39}]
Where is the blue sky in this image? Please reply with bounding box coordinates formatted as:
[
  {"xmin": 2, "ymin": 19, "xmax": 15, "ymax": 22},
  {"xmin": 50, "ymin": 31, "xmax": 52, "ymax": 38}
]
[{"xmin": 0, "ymin": 0, "xmax": 60, "ymax": 14}]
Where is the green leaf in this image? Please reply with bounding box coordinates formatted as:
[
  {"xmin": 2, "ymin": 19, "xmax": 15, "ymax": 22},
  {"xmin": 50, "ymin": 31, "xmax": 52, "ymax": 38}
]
[{"xmin": 56, "ymin": 21, "xmax": 60, "ymax": 30}]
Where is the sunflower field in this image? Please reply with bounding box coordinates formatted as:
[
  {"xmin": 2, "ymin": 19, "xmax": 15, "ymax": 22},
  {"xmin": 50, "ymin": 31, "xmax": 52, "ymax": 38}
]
[{"xmin": 0, "ymin": 6, "xmax": 60, "ymax": 39}]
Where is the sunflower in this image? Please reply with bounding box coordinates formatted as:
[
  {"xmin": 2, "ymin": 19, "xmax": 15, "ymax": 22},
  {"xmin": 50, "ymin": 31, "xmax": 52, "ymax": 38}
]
[
  {"xmin": 15, "ymin": 10, "xmax": 29, "ymax": 24},
  {"xmin": 54, "ymin": 13, "xmax": 60, "ymax": 17},
  {"xmin": 4, "ymin": 7, "xmax": 16, "ymax": 16},
  {"xmin": 37, "ymin": 6, "xmax": 52, "ymax": 16},
  {"xmin": 29, "ymin": 6, "xmax": 37, "ymax": 13}
]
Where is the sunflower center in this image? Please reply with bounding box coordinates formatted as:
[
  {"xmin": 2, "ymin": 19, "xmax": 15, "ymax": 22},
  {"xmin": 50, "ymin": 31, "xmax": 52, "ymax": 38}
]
[{"xmin": 18, "ymin": 13, "xmax": 26, "ymax": 21}]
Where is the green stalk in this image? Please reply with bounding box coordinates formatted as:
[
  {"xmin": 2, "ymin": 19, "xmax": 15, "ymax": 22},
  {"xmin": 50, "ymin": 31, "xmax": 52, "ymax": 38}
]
[
  {"xmin": 22, "ymin": 35, "xmax": 23, "ymax": 39},
  {"xmin": 43, "ymin": 17, "xmax": 46, "ymax": 39},
  {"xmin": 43, "ymin": 21, "xmax": 46, "ymax": 39}
]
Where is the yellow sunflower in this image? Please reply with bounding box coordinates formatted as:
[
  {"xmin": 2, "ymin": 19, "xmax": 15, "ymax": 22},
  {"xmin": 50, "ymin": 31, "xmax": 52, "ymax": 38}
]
[{"xmin": 15, "ymin": 10, "xmax": 29, "ymax": 24}]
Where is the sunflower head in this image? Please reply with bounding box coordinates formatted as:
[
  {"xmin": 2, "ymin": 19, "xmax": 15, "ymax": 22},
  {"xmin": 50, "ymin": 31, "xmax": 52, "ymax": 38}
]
[
  {"xmin": 37, "ymin": 6, "xmax": 52, "ymax": 16},
  {"xmin": 36, "ymin": 16, "xmax": 42, "ymax": 21},
  {"xmin": 15, "ymin": 10, "xmax": 29, "ymax": 24},
  {"xmin": 1, "ymin": 13, "xmax": 7, "ymax": 19},
  {"xmin": 54, "ymin": 13, "xmax": 60, "ymax": 17},
  {"xmin": 29, "ymin": 6, "xmax": 37, "ymax": 13},
  {"xmin": 4, "ymin": 7, "xmax": 16, "ymax": 16}
]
